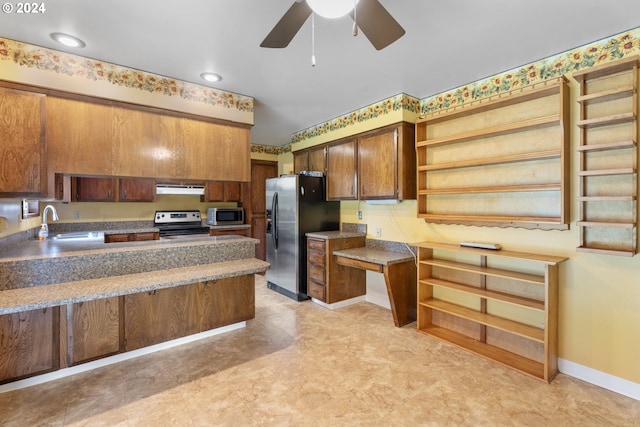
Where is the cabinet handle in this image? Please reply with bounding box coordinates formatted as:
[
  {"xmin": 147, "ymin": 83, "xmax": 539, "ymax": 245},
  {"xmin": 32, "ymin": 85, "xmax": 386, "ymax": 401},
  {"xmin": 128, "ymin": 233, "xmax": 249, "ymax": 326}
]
[{"xmin": 123, "ymin": 190, "xmax": 127, "ymax": 198}]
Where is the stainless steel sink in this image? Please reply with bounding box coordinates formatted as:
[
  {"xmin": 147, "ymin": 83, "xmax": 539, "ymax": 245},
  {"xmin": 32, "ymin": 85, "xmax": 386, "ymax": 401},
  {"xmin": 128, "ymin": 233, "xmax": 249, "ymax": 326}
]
[{"xmin": 46, "ymin": 231, "xmax": 104, "ymax": 241}]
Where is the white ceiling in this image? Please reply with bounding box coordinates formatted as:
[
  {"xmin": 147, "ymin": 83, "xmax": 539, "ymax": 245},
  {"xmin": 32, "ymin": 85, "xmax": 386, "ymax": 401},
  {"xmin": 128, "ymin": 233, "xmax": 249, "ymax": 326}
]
[{"xmin": 1, "ymin": 1, "xmax": 639, "ymax": 146}]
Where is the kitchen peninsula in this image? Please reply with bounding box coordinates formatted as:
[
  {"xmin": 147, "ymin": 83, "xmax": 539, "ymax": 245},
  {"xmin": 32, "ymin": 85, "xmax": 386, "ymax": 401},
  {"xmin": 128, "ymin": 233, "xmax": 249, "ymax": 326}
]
[{"xmin": 0, "ymin": 235, "xmax": 269, "ymax": 387}]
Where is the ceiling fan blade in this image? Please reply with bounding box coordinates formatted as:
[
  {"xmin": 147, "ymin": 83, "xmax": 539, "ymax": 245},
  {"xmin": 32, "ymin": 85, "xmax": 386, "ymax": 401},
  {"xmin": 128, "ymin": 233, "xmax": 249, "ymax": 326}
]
[
  {"xmin": 260, "ymin": 1, "xmax": 312, "ymax": 48},
  {"xmin": 351, "ymin": 0, "xmax": 405, "ymax": 50}
]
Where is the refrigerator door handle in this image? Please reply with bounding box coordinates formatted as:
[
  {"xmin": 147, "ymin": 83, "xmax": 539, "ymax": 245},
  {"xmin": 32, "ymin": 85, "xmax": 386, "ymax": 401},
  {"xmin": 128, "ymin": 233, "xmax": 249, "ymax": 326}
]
[{"xmin": 272, "ymin": 191, "xmax": 278, "ymax": 250}]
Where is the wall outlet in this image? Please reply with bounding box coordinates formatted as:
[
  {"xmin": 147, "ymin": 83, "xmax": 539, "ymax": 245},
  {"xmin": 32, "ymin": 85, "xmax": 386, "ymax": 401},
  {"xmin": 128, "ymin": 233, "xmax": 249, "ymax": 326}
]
[
  {"xmin": 74, "ymin": 211, "xmax": 81, "ymax": 219},
  {"xmin": 358, "ymin": 210, "xmax": 362, "ymax": 220},
  {"xmin": 375, "ymin": 227, "xmax": 382, "ymax": 238}
]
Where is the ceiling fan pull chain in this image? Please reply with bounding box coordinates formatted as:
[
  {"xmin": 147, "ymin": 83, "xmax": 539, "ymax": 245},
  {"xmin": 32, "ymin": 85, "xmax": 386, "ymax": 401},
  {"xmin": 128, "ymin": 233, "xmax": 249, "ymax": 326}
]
[
  {"xmin": 353, "ymin": 0, "xmax": 358, "ymax": 37},
  {"xmin": 311, "ymin": 12, "xmax": 316, "ymax": 67}
]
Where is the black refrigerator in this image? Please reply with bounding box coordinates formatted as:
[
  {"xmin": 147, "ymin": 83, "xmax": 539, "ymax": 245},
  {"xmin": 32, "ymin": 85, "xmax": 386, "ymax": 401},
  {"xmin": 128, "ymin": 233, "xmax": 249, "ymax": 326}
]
[{"xmin": 265, "ymin": 174, "xmax": 340, "ymax": 301}]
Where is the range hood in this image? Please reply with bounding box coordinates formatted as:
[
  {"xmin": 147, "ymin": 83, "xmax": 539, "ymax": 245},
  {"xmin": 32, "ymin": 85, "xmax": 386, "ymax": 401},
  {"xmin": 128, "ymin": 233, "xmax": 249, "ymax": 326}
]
[{"xmin": 156, "ymin": 184, "xmax": 205, "ymax": 196}]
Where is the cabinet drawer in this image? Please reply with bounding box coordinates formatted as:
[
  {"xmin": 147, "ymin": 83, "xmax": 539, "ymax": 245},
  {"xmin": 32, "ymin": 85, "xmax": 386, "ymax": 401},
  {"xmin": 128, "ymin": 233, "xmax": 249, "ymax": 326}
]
[
  {"xmin": 308, "ymin": 263, "xmax": 326, "ymax": 284},
  {"xmin": 308, "ymin": 249, "xmax": 325, "ymax": 266},
  {"xmin": 307, "ymin": 238, "xmax": 325, "ymax": 252},
  {"xmin": 104, "ymin": 233, "xmax": 132, "ymax": 243},
  {"xmin": 336, "ymin": 256, "xmax": 383, "ymax": 273},
  {"xmin": 307, "ymin": 282, "xmax": 325, "ymax": 301}
]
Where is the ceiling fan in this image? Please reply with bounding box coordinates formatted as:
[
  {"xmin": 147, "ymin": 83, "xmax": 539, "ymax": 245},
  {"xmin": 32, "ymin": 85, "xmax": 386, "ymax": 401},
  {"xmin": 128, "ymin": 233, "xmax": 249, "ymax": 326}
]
[{"xmin": 260, "ymin": 0, "xmax": 405, "ymax": 51}]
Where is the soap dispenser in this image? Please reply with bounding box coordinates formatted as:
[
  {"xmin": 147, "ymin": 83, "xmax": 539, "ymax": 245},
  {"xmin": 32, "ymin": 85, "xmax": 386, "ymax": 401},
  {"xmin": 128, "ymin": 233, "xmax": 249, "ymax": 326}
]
[{"xmin": 38, "ymin": 224, "xmax": 48, "ymax": 240}]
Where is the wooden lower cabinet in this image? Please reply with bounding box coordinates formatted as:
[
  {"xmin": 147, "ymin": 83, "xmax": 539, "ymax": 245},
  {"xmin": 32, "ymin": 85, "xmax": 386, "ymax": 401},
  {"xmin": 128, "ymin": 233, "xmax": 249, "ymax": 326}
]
[
  {"xmin": 124, "ymin": 276, "xmax": 254, "ymax": 351},
  {"xmin": 0, "ymin": 307, "xmax": 59, "ymax": 384},
  {"xmin": 209, "ymin": 227, "xmax": 250, "ymax": 237},
  {"xmin": 307, "ymin": 235, "xmax": 366, "ymax": 304},
  {"xmin": 104, "ymin": 231, "xmax": 159, "ymax": 243},
  {"xmin": 70, "ymin": 297, "xmax": 121, "ymax": 365}
]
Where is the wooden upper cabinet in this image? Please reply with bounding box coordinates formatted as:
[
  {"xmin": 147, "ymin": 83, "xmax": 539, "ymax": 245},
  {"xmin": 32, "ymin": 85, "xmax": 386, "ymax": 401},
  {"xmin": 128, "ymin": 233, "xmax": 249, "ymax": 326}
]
[
  {"xmin": 119, "ymin": 178, "xmax": 156, "ymax": 202},
  {"xmin": 294, "ymin": 146, "xmax": 326, "ymax": 174},
  {"xmin": 293, "ymin": 151, "xmax": 308, "ymax": 174},
  {"xmin": 0, "ymin": 87, "xmax": 46, "ymax": 196},
  {"xmin": 327, "ymin": 138, "xmax": 358, "ymax": 200},
  {"xmin": 46, "ymin": 97, "xmax": 114, "ymax": 195},
  {"xmin": 73, "ymin": 177, "xmax": 117, "ymax": 202},
  {"xmin": 358, "ymin": 123, "xmax": 416, "ymax": 200},
  {"xmin": 205, "ymin": 181, "xmax": 242, "ymax": 202}
]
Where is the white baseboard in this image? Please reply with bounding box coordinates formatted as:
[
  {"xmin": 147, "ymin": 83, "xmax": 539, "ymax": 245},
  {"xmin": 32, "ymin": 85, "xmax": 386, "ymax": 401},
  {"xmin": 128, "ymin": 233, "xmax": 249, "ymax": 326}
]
[
  {"xmin": 310, "ymin": 295, "xmax": 366, "ymax": 310},
  {"xmin": 559, "ymin": 358, "xmax": 640, "ymax": 401},
  {"xmin": 366, "ymin": 291, "xmax": 391, "ymax": 310},
  {"xmin": 0, "ymin": 321, "xmax": 246, "ymax": 394}
]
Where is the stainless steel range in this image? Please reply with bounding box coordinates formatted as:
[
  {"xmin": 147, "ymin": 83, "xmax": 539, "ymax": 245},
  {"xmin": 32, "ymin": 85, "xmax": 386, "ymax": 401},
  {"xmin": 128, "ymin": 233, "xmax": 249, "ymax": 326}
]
[{"xmin": 154, "ymin": 210, "xmax": 211, "ymax": 239}]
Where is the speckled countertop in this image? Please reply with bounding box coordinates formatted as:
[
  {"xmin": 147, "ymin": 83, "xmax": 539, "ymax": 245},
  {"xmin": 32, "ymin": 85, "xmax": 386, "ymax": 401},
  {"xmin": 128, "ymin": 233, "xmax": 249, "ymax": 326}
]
[
  {"xmin": 0, "ymin": 258, "xmax": 270, "ymax": 315},
  {"xmin": 305, "ymin": 230, "xmax": 366, "ymax": 240},
  {"xmin": 332, "ymin": 247, "xmax": 415, "ymax": 266}
]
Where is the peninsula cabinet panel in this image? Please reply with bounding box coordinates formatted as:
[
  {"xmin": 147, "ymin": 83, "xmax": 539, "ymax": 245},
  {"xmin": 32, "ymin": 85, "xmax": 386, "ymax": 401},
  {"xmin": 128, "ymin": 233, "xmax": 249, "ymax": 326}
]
[
  {"xmin": 0, "ymin": 307, "xmax": 59, "ymax": 384},
  {"xmin": 327, "ymin": 139, "xmax": 358, "ymax": 200},
  {"xmin": 70, "ymin": 297, "xmax": 121, "ymax": 365},
  {"xmin": 195, "ymin": 276, "xmax": 255, "ymax": 331},
  {"xmin": 358, "ymin": 123, "xmax": 416, "ymax": 200},
  {"xmin": 124, "ymin": 285, "xmax": 196, "ymax": 351},
  {"xmin": 0, "ymin": 87, "xmax": 46, "ymax": 196}
]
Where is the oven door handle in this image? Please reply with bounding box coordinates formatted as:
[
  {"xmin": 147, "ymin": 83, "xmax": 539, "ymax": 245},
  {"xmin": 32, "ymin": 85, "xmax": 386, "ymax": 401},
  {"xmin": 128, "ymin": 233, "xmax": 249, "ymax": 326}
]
[{"xmin": 272, "ymin": 191, "xmax": 278, "ymax": 250}]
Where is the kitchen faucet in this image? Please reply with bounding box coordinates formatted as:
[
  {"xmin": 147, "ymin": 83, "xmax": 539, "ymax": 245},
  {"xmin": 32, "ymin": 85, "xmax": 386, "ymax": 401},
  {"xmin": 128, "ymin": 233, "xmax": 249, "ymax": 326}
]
[{"xmin": 41, "ymin": 205, "xmax": 59, "ymax": 235}]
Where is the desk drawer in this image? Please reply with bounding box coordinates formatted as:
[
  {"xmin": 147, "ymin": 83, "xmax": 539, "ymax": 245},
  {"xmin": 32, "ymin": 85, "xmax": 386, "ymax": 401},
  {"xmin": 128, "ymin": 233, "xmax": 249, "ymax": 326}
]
[
  {"xmin": 336, "ymin": 256, "xmax": 383, "ymax": 273},
  {"xmin": 307, "ymin": 282, "xmax": 325, "ymax": 301},
  {"xmin": 308, "ymin": 263, "xmax": 326, "ymax": 284},
  {"xmin": 308, "ymin": 250, "xmax": 325, "ymax": 266},
  {"xmin": 307, "ymin": 238, "xmax": 325, "ymax": 252}
]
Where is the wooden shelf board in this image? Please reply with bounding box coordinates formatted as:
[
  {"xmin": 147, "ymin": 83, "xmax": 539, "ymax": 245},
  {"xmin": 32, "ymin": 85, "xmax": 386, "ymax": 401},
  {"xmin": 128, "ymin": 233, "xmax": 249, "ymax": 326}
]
[
  {"xmin": 415, "ymin": 242, "xmax": 568, "ymax": 265},
  {"xmin": 576, "ymin": 220, "xmax": 635, "ymax": 229},
  {"xmin": 417, "ymin": 115, "xmax": 560, "ymax": 148},
  {"xmin": 578, "ymin": 195, "xmax": 636, "ymax": 202},
  {"xmin": 576, "ymin": 86, "xmax": 635, "ymax": 104},
  {"xmin": 420, "ymin": 277, "xmax": 545, "ymax": 311},
  {"xmin": 573, "ymin": 56, "xmax": 639, "ymax": 82},
  {"xmin": 577, "ymin": 112, "xmax": 635, "ymax": 129},
  {"xmin": 420, "ymin": 298, "xmax": 545, "ymax": 343},
  {"xmin": 417, "ymin": 325, "xmax": 546, "ymax": 381},
  {"xmin": 420, "ymin": 259, "xmax": 545, "ymax": 285},
  {"xmin": 577, "ymin": 168, "xmax": 636, "ymax": 177},
  {"xmin": 420, "ymin": 213, "xmax": 562, "ymax": 224},
  {"xmin": 576, "ymin": 246, "xmax": 635, "ymax": 257},
  {"xmin": 419, "ymin": 183, "xmax": 561, "ymax": 195},
  {"xmin": 420, "ymin": 149, "xmax": 561, "ymax": 172},
  {"xmin": 576, "ymin": 140, "xmax": 636, "ymax": 152}
]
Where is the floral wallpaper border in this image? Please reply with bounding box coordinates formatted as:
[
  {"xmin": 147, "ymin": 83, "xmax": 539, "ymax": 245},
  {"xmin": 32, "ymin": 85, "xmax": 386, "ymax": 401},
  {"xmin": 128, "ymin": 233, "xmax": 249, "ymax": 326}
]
[
  {"xmin": 0, "ymin": 37, "xmax": 253, "ymax": 113},
  {"xmin": 281, "ymin": 26, "xmax": 640, "ymax": 153}
]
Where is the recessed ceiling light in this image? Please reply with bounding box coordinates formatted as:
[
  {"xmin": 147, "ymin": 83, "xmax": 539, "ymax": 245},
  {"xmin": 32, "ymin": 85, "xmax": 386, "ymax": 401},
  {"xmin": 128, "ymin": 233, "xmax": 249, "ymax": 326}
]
[
  {"xmin": 50, "ymin": 32, "xmax": 86, "ymax": 48},
  {"xmin": 200, "ymin": 72, "xmax": 222, "ymax": 83}
]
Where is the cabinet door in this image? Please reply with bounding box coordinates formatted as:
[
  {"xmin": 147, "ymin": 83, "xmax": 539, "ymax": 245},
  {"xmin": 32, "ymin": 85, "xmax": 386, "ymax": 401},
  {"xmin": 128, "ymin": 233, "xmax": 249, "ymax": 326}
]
[
  {"xmin": 210, "ymin": 228, "xmax": 249, "ymax": 237},
  {"xmin": 0, "ymin": 87, "xmax": 46, "ymax": 196},
  {"xmin": 293, "ymin": 151, "xmax": 308, "ymax": 173},
  {"xmin": 73, "ymin": 177, "xmax": 117, "ymax": 202},
  {"xmin": 308, "ymin": 147, "xmax": 326, "ymax": 174},
  {"xmin": 104, "ymin": 233, "xmax": 132, "ymax": 243},
  {"xmin": 327, "ymin": 139, "xmax": 358, "ymax": 200},
  {"xmin": 70, "ymin": 298, "xmax": 121, "ymax": 365},
  {"xmin": 225, "ymin": 182, "xmax": 242, "ymax": 202},
  {"xmin": 195, "ymin": 276, "xmax": 254, "ymax": 331},
  {"xmin": 124, "ymin": 286, "xmax": 196, "ymax": 351},
  {"xmin": 119, "ymin": 178, "xmax": 156, "ymax": 202},
  {"xmin": 252, "ymin": 216, "xmax": 267, "ymax": 260},
  {"xmin": 133, "ymin": 231, "xmax": 159, "ymax": 241},
  {"xmin": 358, "ymin": 129, "xmax": 397, "ymax": 199},
  {"xmin": 0, "ymin": 307, "xmax": 58, "ymax": 383}
]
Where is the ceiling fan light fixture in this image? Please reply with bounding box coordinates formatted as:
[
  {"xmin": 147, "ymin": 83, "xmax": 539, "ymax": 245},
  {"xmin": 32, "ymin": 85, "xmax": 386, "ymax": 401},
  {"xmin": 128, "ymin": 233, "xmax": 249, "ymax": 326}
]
[
  {"xmin": 200, "ymin": 72, "xmax": 222, "ymax": 83},
  {"xmin": 50, "ymin": 32, "xmax": 85, "ymax": 48},
  {"xmin": 306, "ymin": 0, "xmax": 360, "ymax": 19}
]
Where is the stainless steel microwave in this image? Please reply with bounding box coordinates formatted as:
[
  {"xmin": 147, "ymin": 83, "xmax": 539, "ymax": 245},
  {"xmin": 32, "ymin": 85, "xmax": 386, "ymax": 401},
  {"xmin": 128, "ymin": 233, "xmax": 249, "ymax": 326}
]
[{"xmin": 207, "ymin": 208, "xmax": 244, "ymax": 225}]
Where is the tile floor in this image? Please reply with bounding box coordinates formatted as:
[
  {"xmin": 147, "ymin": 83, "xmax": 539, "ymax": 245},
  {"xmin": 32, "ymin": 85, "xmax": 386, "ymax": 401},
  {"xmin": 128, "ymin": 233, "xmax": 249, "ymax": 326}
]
[{"xmin": 1, "ymin": 274, "xmax": 639, "ymax": 426}]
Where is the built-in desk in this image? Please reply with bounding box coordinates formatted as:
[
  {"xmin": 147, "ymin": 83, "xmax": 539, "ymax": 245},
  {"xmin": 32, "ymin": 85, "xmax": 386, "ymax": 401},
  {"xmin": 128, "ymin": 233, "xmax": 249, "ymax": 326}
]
[{"xmin": 333, "ymin": 247, "xmax": 416, "ymax": 327}]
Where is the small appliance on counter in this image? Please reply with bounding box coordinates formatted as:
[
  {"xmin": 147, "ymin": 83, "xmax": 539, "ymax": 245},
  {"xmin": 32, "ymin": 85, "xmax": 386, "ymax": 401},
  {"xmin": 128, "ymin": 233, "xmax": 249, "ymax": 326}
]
[
  {"xmin": 265, "ymin": 174, "xmax": 340, "ymax": 301},
  {"xmin": 206, "ymin": 207, "xmax": 244, "ymax": 225}
]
